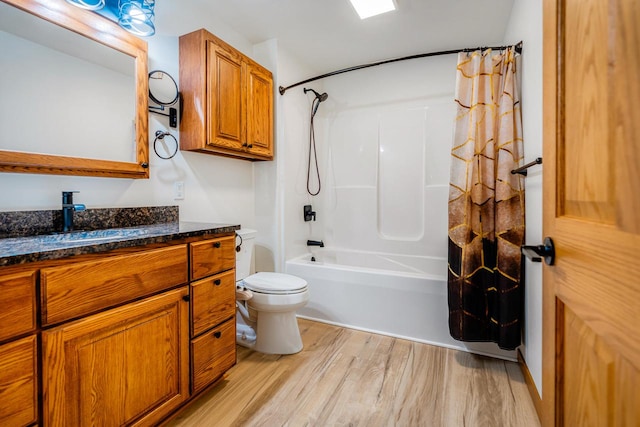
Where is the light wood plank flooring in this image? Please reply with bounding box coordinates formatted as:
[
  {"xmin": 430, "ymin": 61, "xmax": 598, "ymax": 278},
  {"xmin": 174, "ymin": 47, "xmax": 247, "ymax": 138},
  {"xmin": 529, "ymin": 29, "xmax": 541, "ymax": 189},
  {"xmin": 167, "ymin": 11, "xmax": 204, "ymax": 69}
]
[{"xmin": 169, "ymin": 319, "xmax": 540, "ymax": 426}]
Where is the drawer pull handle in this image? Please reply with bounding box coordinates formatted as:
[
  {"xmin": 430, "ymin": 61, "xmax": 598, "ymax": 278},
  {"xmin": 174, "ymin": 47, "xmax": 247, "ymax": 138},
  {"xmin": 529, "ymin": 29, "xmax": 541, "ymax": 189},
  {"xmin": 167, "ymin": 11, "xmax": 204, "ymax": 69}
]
[
  {"xmin": 213, "ymin": 331, "xmax": 221, "ymax": 339},
  {"xmin": 213, "ymin": 242, "xmax": 221, "ymax": 248},
  {"xmin": 214, "ymin": 279, "xmax": 221, "ymax": 286}
]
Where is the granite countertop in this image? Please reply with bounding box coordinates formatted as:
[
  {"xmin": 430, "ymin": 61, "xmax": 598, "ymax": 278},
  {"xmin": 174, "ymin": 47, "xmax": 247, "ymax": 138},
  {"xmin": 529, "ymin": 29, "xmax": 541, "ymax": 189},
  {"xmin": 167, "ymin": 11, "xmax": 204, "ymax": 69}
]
[{"xmin": 0, "ymin": 220, "xmax": 240, "ymax": 267}]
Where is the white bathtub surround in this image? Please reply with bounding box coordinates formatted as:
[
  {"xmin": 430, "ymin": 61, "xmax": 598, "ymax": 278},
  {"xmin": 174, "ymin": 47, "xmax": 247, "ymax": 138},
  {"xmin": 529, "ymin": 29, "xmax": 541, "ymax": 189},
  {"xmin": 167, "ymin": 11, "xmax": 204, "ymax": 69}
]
[{"xmin": 287, "ymin": 248, "xmax": 516, "ymax": 360}]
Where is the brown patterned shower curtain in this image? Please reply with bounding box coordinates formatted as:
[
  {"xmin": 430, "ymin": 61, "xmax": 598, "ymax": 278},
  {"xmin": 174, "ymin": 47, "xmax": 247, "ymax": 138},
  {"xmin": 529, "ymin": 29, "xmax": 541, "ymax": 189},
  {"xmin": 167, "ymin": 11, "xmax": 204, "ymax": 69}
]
[{"xmin": 447, "ymin": 47, "xmax": 524, "ymax": 350}]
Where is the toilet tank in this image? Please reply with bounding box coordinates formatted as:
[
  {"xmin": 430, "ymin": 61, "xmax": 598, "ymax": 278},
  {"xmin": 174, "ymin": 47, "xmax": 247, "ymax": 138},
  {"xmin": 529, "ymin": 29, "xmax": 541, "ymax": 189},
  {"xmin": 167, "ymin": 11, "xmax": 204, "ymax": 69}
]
[{"xmin": 235, "ymin": 228, "xmax": 257, "ymax": 281}]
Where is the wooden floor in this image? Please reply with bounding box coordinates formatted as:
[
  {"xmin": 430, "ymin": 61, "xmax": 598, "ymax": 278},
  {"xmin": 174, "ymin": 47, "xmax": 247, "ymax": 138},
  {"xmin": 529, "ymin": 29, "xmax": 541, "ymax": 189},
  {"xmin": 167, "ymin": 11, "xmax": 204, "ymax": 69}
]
[{"xmin": 168, "ymin": 319, "xmax": 540, "ymax": 427}]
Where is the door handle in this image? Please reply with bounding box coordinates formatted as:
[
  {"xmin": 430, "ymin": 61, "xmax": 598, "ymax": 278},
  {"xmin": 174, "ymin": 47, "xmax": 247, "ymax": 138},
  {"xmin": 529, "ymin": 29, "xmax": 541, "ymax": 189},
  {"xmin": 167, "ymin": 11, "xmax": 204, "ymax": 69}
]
[{"xmin": 521, "ymin": 237, "xmax": 555, "ymax": 265}]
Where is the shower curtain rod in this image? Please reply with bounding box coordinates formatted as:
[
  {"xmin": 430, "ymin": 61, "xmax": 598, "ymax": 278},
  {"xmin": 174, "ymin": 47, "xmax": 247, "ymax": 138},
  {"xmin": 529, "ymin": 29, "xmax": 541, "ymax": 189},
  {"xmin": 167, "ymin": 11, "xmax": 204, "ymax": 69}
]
[{"xmin": 278, "ymin": 41, "xmax": 523, "ymax": 95}]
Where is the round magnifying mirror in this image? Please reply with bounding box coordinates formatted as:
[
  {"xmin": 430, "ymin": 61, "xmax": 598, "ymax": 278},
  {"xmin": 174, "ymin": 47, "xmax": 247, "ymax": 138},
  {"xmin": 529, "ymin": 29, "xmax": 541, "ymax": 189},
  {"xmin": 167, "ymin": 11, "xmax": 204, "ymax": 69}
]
[{"xmin": 148, "ymin": 70, "xmax": 179, "ymax": 105}]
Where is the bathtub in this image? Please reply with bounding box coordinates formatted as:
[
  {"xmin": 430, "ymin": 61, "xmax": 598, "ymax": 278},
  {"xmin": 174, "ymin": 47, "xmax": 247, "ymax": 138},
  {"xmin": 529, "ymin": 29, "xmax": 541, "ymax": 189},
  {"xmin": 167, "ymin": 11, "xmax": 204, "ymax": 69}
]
[{"xmin": 286, "ymin": 248, "xmax": 516, "ymax": 360}]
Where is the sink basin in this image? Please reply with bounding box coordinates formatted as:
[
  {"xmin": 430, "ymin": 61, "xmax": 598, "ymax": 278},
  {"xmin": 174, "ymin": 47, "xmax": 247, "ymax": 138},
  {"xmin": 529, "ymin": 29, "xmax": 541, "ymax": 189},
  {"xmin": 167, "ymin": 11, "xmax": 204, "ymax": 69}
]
[{"xmin": 42, "ymin": 228, "xmax": 151, "ymax": 244}]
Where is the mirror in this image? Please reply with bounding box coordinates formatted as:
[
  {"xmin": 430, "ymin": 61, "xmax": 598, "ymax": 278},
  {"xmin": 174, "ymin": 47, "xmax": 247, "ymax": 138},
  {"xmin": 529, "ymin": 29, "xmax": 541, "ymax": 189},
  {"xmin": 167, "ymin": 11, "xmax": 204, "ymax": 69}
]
[
  {"xmin": 149, "ymin": 70, "xmax": 179, "ymax": 105},
  {"xmin": 148, "ymin": 70, "xmax": 179, "ymax": 128},
  {"xmin": 0, "ymin": 0, "xmax": 149, "ymax": 178}
]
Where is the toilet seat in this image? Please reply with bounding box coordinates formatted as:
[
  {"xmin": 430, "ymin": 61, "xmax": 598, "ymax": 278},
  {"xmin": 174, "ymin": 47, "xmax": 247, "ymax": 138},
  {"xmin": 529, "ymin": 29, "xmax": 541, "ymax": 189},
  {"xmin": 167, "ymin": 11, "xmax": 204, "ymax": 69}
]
[{"xmin": 242, "ymin": 272, "xmax": 308, "ymax": 295}]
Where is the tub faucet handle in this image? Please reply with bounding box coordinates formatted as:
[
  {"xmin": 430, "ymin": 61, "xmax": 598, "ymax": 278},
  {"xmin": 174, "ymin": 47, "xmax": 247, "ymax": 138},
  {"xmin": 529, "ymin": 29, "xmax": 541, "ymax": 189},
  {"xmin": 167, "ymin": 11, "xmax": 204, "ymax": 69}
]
[{"xmin": 303, "ymin": 205, "xmax": 316, "ymax": 222}]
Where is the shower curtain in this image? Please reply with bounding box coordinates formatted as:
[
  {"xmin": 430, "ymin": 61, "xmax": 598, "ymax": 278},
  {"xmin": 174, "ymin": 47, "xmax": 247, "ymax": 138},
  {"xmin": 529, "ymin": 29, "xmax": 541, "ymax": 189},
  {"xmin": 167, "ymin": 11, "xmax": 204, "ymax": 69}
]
[{"xmin": 447, "ymin": 47, "xmax": 524, "ymax": 350}]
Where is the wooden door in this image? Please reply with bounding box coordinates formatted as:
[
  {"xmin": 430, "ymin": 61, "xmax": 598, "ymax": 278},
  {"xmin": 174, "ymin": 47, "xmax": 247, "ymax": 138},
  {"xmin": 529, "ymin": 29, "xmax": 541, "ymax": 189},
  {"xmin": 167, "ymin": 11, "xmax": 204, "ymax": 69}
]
[
  {"xmin": 246, "ymin": 63, "xmax": 274, "ymax": 159},
  {"xmin": 207, "ymin": 41, "xmax": 245, "ymax": 152},
  {"xmin": 42, "ymin": 288, "xmax": 190, "ymax": 427},
  {"xmin": 542, "ymin": 0, "xmax": 640, "ymax": 425},
  {"xmin": 0, "ymin": 336, "xmax": 38, "ymax": 426}
]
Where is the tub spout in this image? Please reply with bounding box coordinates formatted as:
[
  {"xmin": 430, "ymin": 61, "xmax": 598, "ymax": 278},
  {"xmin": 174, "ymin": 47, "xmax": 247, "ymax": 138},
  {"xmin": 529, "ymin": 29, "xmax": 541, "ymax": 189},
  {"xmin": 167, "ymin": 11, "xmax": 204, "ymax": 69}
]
[{"xmin": 307, "ymin": 239, "xmax": 324, "ymax": 247}]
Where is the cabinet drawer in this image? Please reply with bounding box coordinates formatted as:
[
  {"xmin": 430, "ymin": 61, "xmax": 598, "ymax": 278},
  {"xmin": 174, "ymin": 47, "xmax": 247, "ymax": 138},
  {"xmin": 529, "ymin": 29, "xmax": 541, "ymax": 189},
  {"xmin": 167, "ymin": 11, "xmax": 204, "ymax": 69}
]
[
  {"xmin": 190, "ymin": 236, "xmax": 235, "ymax": 280},
  {"xmin": 42, "ymin": 245, "xmax": 188, "ymax": 325},
  {"xmin": 192, "ymin": 270, "xmax": 236, "ymax": 337},
  {"xmin": 191, "ymin": 318, "xmax": 236, "ymax": 392},
  {"xmin": 0, "ymin": 270, "xmax": 36, "ymax": 342},
  {"xmin": 0, "ymin": 335, "xmax": 38, "ymax": 426}
]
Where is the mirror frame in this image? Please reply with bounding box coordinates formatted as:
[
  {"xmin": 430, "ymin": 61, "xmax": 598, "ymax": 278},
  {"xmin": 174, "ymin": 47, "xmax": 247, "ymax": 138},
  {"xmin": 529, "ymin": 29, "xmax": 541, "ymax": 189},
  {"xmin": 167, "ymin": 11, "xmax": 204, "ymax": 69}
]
[
  {"xmin": 0, "ymin": 0, "xmax": 149, "ymax": 179},
  {"xmin": 149, "ymin": 70, "xmax": 179, "ymax": 106}
]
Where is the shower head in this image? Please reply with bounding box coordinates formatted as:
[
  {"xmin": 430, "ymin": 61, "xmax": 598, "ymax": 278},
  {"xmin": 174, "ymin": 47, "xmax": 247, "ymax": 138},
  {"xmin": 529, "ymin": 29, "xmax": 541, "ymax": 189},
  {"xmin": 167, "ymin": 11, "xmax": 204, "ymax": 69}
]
[{"xmin": 304, "ymin": 87, "xmax": 328, "ymax": 102}]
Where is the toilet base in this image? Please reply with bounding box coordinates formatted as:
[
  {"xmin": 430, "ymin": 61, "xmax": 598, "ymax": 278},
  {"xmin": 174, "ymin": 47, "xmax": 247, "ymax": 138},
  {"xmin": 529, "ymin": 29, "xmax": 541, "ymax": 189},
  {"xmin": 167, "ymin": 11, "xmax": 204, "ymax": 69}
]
[{"xmin": 254, "ymin": 311, "xmax": 303, "ymax": 355}]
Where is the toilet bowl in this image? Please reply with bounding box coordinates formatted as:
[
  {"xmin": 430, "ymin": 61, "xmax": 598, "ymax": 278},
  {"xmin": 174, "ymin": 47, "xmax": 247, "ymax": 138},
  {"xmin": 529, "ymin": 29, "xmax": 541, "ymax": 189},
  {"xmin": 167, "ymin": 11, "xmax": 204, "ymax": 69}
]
[{"xmin": 235, "ymin": 229, "xmax": 309, "ymax": 355}]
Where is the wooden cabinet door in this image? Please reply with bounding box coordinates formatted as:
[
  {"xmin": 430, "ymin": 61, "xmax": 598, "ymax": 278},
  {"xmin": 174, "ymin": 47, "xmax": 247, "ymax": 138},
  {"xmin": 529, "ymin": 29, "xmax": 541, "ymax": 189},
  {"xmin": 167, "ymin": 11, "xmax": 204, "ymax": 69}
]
[
  {"xmin": 0, "ymin": 335, "xmax": 37, "ymax": 426},
  {"xmin": 246, "ymin": 63, "xmax": 273, "ymax": 159},
  {"xmin": 543, "ymin": 0, "xmax": 640, "ymax": 425},
  {"xmin": 42, "ymin": 288, "xmax": 190, "ymax": 427},
  {"xmin": 0, "ymin": 270, "xmax": 36, "ymax": 341},
  {"xmin": 207, "ymin": 40, "xmax": 245, "ymax": 152}
]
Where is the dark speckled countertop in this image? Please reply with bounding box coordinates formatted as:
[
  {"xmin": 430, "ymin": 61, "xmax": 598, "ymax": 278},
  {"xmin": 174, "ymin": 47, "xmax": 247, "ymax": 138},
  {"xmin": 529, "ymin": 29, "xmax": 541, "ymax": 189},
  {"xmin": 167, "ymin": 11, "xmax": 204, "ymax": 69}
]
[{"xmin": 0, "ymin": 207, "xmax": 240, "ymax": 267}]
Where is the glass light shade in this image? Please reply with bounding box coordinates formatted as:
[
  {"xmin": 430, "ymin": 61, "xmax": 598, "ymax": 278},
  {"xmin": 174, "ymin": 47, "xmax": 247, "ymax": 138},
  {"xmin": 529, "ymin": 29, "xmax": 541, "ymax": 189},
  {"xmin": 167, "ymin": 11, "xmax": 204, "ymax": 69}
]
[
  {"xmin": 118, "ymin": 0, "xmax": 155, "ymax": 37},
  {"xmin": 349, "ymin": 0, "xmax": 396, "ymax": 19},
  {"xmin": 66, "ymin": 0, "xmax": 106, "ymax": 11}
]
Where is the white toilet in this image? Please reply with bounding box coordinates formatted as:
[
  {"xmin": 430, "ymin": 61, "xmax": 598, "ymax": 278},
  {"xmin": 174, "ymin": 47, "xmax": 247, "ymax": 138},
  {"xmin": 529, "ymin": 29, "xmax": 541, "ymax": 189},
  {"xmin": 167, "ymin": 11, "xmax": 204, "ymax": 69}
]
[{"xmin": 235, "ymin": 229, "xmax": 309, "ymax": 354}]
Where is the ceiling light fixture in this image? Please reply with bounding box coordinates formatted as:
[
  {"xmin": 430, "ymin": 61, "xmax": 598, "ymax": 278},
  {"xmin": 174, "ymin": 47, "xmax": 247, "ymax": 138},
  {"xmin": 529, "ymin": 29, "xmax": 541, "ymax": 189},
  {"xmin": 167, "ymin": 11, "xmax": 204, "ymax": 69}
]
[
  {"xmin": 66, "ymin": 0, "xmax": 157, "ymax": 37},
  {"xmin": 349, "ymin": 0, "xmax": 396, "ymax": 19},
  {"xmin": 66, "ymin": 0, "xmax": 106, "ymax": 11},
  {"xmin": 118, "ymin": 0, "xmax": 156, "ymax": 37}
]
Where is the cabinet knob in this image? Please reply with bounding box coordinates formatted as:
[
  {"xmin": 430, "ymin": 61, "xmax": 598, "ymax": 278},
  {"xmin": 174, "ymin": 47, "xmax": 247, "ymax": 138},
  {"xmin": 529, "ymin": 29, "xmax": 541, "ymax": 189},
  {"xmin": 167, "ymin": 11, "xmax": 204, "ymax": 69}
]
[
  {"xmin": 213, "ymin": 241, "xmax": 221, "ymax": 248},
  {"xmin": 213, "ymin": 331, "xmax": 221, "ymax": 339},
  {"xmin": 213, "ymin": 279, "xmax": 221, "ymax": 286},
  {"xmin": 247, "ymin": 144, "xmax": 253, "ymax": 148},
  {"xmin": 182, "ymin": 295, "xmax": 190, "ymax": 302}
]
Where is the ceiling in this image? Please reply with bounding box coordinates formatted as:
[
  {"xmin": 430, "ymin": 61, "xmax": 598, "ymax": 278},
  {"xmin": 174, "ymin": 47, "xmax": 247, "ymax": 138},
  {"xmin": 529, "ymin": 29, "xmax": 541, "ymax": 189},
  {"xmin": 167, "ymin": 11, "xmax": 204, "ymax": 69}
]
[{"xmin": 156, "ymin": 0, "xmax": 515, "ymax": 75}]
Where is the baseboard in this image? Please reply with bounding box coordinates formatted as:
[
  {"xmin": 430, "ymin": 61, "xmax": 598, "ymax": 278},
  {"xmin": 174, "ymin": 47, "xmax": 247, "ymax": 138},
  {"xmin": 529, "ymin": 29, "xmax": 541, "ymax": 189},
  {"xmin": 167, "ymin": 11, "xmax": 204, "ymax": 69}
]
[{"xmin": 517, "ymin": 349, "xmax": 543, "ymax": 422}]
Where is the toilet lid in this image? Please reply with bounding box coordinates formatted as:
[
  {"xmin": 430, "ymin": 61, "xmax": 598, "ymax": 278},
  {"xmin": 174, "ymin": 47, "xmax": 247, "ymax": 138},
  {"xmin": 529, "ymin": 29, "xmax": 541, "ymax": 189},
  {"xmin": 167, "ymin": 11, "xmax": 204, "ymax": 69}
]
[{"xmin": 242, "ymin": 272, "xmax": 308, "ymax": 294}]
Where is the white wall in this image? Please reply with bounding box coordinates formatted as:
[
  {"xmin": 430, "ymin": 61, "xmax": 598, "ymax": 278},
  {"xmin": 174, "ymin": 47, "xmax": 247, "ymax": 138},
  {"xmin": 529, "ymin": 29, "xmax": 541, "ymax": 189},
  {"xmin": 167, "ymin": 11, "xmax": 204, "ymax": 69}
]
[
  {"xmin": 504, "ymin": 0, "xmax": 544, "ymax": 396},
  {"xmin": 0, "ymin": 3, "xmax": 259, "ymax": 233}
]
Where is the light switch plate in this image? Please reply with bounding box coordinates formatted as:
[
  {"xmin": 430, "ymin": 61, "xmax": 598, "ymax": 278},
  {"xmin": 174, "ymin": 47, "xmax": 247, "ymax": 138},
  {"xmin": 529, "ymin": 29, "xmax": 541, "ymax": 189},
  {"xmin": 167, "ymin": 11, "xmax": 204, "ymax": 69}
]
[{"xmin": 173, "ymin": 181, "xmax": 184, "ymax": 200}]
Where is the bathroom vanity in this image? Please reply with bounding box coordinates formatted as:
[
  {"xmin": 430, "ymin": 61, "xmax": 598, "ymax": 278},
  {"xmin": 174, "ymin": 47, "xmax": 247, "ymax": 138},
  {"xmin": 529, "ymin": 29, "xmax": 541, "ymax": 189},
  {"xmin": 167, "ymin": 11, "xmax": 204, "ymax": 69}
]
[{"xmin": 0, "ymin": 209, "xmax": 239, "ymax": 426}]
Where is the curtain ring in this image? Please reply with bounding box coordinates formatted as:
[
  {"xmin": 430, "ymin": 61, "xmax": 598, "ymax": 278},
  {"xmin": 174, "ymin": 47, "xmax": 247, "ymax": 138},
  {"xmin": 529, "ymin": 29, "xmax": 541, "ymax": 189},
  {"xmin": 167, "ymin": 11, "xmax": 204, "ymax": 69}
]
[{"xmin": 153, "ymin": 130, "xmax": 178, "ymax": 159}]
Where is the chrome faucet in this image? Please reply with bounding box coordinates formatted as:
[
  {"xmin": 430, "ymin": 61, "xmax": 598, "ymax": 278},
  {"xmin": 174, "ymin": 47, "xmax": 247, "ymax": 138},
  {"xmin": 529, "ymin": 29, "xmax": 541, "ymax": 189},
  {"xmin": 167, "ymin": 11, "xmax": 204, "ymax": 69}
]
[
  {"xmin": 307, "ymin": 239, "xmax": 324, "ymax": 247},
  {"xmin": 62, "ymin": 191, "xmax": 86, "ymax": 232}
]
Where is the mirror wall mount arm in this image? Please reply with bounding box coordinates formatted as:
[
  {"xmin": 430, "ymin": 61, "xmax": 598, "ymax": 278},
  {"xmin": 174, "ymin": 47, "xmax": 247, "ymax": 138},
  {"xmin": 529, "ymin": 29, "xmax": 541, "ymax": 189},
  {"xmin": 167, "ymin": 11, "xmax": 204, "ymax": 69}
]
[
  {"xmin": 278, "ymin": 41, "xmax": 523, "ymax": 95},
  {"xmin": 149, "ymin": 106, "xmax": 178, "ymax": 128},
  {"xmin": 0, "ymin": 0, "xmax": 149, "ymax": 179}
]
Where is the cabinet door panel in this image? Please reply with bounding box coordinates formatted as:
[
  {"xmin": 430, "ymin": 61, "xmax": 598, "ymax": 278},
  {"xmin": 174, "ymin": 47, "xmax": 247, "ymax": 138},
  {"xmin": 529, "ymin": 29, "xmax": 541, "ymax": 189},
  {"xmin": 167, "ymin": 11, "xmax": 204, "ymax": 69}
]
[
  {"xmin": 191, "ymin": 318, "xmax": 236, "ymax": 392},
  {"xmin": 191, "ymin": 270, "xmax": 236, "ymax": 336},
  {"xmin": 246, "ymin": 63, "xmax": 273, "ymax": 159},
  {"xmin": 0, "ymin": 335, "xmax": 37, "ymax": 426},
  {"xmin": 207, "ymin": 41, "xmax": 245, "ymax": 151},
  {"xmin": 0, "ymin": 270, "xmax": 36, "ymax": 341},
  {"xmin": 42, "ymin": 288, "xmax": 190, "ymax": 427},
  {"xmin": 190, "ymin": 235, "xmax": 235, "ymax": 281},
  {"xmin": 42, "ymin": 245, "xmax": 188, "ymax": 325}
]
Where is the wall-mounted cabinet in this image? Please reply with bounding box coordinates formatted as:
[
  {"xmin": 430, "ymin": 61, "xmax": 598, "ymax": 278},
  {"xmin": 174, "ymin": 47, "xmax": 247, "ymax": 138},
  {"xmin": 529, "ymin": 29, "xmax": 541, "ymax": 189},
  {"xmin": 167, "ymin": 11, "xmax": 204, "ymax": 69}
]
[{"xmin": 179, "ymin": 29, "xmax": 274, "ymax": 161}]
